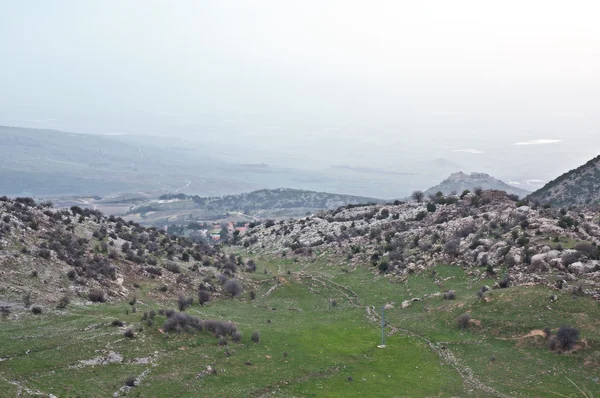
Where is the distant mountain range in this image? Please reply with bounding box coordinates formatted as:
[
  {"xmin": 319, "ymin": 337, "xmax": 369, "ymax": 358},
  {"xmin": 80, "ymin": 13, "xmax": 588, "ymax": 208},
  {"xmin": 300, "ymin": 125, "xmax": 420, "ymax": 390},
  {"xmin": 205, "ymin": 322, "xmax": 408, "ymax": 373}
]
[
  {"xmin": 424, "ymin": 172, "xmax": 530, "ymax": 198},
  {"xmin": 527, "ymin": 154, "xmax": 600, "ymax": 206},
  {"xmin": 0, "ymin": 125, "xmax": 449, "ymax": 199}
]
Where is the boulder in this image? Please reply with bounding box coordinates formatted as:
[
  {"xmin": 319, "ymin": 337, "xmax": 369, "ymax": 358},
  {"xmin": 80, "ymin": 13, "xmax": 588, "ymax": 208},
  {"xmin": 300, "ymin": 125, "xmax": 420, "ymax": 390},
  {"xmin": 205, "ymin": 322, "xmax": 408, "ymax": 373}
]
[
  {"xmin": 477, "ymin": 252, "xmax": 490, "ymax": 266},
  {"xmin": 568, "ymin": 262, "xmax": 586, "ymax": 275}
]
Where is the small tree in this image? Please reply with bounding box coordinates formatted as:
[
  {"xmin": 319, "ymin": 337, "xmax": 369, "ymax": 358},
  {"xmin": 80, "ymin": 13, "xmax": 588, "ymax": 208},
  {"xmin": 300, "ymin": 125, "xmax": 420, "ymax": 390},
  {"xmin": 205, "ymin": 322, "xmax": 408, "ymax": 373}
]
[{"xmin": 411, "ymin": 191, "xmax": 424, "ymax": 203}]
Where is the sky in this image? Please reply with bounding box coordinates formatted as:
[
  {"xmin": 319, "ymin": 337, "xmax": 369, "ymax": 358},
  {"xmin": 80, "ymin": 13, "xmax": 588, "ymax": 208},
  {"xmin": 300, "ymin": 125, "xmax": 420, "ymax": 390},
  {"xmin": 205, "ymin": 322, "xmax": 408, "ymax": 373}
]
[{"xmin": 1, "ymin": 0, "xmax": 600, "ymax": 190}]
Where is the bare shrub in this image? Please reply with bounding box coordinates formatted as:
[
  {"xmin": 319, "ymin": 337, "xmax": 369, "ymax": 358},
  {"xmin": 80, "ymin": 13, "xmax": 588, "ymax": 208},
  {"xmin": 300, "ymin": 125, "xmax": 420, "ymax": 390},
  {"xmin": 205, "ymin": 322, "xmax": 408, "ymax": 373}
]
[
  {"xmin": 456, "ymin": 313, "xmax": 471, "ymax": 329},
  {"xmin": 555, "ymin": 326, "xmax": 579, "ymax": 351},
  {"xmin": 444, "ymin": 239, "xmax": 461, "ymax": 256},
  {"xmin": 124, "ymin": 328, "xmax": 135, "ymax": 338},
  {"xmin": 498, "ymin": 274, "xmax": 510, "ymax": 288},
  {"xmin": 443, "ymin": 291, "xmax": 456, "ymax": 300},
  {"xmin": 411, "ymin": 191, "xmax": 424, "ymax": 203},
  {"xmin": 177, "ymin": 295, "xmax": 193, "ymax": 312},
  {"xmin": 198, "ymin": 290, "xmax": 210, "ymax": 306},
  {"xmin": 88, "ymin": 290, "xmax": 107, "ymax": 303},
  {"xmin": 57, "ymin": 295, "xmax": 70, "ymax": 309},
  {"xmin": 223, "ymin": 279, "xmax": 243, "ymax": 297},
  {"xmin": 164, "ymin": 262, "xmax": 181, "ymax": 274}
]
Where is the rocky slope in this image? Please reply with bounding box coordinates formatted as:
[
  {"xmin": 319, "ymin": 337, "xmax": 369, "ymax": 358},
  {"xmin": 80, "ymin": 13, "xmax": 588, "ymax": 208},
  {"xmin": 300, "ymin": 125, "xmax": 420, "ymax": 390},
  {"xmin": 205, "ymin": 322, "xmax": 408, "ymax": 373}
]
[
  {"xmin": 241, "ymin": 190, "xmax": 600, "ymax": 300},
  {"xmin": 424, "ymin": 172, "xmax": 529, "ymax": 198},
  {"xmin": 527, "ymin": 155, "xmax": 600, "ymax": 206},
  {"xmin": 0, "ymin": 197, "xmax": 252, "ymax": 313}
]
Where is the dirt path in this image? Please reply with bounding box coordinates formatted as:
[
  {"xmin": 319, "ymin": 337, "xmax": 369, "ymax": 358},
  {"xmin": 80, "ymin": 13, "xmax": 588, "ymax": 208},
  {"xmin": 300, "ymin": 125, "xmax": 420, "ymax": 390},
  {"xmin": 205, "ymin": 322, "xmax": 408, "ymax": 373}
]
[
  {"xmin": 364, "ymin": 304, "xmax": 510, "ymax": 397},
  {"xmin": 293, "ymin": 269, "xmax": 510, "ymax": 398},
  {"xmin": 1, "ymin": 376, "xmax": 57, "ymax": 398}
]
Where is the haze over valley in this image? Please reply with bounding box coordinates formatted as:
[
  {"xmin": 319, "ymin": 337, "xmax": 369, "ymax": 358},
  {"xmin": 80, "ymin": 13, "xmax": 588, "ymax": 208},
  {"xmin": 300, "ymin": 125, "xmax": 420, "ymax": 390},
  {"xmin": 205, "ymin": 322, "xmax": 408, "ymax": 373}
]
[{"xmin": 1, "ymin": 1, "xmax": 600, "ymax": 397}]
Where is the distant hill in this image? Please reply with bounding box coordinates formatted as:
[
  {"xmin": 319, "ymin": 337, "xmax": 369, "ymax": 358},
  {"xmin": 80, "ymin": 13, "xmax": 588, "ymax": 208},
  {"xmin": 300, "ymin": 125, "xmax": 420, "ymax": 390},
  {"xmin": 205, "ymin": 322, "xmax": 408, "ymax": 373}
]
[
  {"xmin": 126, "ymin": 188, "xmax": 385, "ymax": 225},
  {"xmin": 424, "ymin": 172, "xmax": 530, "ymax": 198},
  {"xmin": 527, "ymin": 155, "xmax": 600, "ymax": 206}
]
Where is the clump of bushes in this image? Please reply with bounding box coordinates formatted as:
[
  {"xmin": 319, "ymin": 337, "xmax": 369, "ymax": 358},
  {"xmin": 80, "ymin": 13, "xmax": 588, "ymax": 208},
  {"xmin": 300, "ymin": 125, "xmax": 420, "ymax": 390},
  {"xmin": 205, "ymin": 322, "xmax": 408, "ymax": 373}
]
[{"xmin": 163, "ymin": 313, "xmax": 238, "ymax": 338}]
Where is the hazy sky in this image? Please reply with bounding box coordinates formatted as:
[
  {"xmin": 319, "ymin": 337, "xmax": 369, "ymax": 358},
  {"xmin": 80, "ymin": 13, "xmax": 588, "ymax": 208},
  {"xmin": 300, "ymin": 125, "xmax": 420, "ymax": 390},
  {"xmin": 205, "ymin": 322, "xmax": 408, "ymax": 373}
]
[{"xmin": 1, "ymin": 0, "xmax": 599, "ymax": 186}]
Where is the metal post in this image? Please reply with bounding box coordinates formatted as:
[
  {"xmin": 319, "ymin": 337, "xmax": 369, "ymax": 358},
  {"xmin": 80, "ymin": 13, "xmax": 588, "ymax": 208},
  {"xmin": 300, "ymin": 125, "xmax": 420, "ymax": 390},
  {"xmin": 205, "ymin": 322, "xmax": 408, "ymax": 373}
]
[{"xmin": 379, "ymin": 305, "xmax": 386, "ymax": 348}]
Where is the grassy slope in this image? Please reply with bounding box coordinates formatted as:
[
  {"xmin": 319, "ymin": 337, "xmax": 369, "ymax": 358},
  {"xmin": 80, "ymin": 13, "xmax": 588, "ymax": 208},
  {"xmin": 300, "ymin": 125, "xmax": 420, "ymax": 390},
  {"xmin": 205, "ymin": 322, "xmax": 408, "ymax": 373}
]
[{"xmin": 1, "ymin": 253, "xmax": 599, "ymax": 397}]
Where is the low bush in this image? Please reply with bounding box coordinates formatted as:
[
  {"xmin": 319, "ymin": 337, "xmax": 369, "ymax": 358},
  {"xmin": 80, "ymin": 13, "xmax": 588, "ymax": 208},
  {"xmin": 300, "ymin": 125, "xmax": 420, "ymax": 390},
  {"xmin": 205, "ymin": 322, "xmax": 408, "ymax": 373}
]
[
  {"xmin": 223, "ymin": 279, "xmax": 243, "ymax": 297},
  {"xmin": 554, "ymin": 326, "xmax": 579, "ymax": 351},
  {"xmin": 31, "ymin": 306, "xmax": 42, "ymax": 315},
  {"xmin": 198, "ymin": 290, "xmax": 210, "ymax": 306},
  {"xmin": 57, "ymin": 295, "xmax": 70, "ymax": 309},
  {"xmin": 498, "ymin": 274, "xmax": 510, "ymax": 288},
  {"xmin": 232, "ymin": 331, "xmax": 242, "ymax": 342},
  {"xmin": 88, "ymin": 290, "xmax": 107, "ymax": 303},
  {"xmin": 177, "ymin": 295, "xmax": 193, "ymax": 311},
  {"xmin": 251, "ymin": 330, "xmax": 260, "ymax": 343},
  {"xmin": 456, "ymin": 313, "xmax": 471, "ymax": 329},
  {"xmin": 123, "ymin": 328, "xmax": 135, "ymax": 338},
  {"xmin": 112, "ymin": 319, "xmax": 124, "ymax": 327},
  {"xmin": 443, "ymin": 291, "xmax": 456, "ymax": 300}
]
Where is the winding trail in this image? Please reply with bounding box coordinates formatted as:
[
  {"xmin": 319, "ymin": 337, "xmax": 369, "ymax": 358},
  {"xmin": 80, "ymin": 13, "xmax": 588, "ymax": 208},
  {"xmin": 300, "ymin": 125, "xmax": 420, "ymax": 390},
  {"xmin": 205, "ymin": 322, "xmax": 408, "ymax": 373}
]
[
  {"xmin": 175, "ymin": 180, "xmax": 191, "ymax": 193},
  {"xmin": 293, "ymin": 269, "xmax": 509, "ymax": 398}
]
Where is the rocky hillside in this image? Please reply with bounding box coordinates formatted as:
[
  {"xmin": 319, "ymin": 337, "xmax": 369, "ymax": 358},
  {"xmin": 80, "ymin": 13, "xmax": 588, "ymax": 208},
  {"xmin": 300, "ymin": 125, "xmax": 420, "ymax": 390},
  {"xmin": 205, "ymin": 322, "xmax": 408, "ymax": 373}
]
[
  {"xmin": 127, "ymin": 188, "xmax": 384, "ymax": 225},
  {"xmin": 424, "ymin": 172, "xmax": 529, "ymax": 198},
  {"xmin": 241, "ymin": 190, "xmax": 600, "ymax": 300},
  {"xmin": 0, "ymin": 197, "xmax": 254, "ymax": 313},
  {"xmin": 527, "ymin": 155, "xmax": 600, "ymax": 206}
]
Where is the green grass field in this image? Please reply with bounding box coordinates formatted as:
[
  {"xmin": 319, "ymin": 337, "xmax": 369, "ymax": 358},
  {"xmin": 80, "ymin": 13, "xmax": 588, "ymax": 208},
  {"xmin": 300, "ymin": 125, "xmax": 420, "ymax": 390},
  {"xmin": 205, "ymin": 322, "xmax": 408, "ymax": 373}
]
[{"xmin": 1, "ymin": 252, "xmax": 598, "ymax": 397}]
